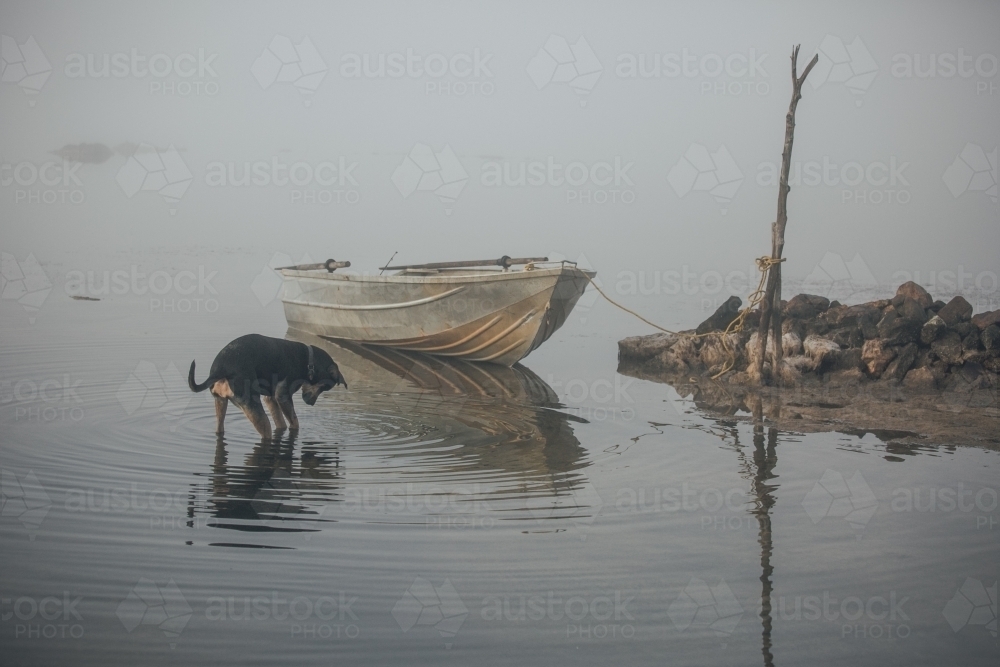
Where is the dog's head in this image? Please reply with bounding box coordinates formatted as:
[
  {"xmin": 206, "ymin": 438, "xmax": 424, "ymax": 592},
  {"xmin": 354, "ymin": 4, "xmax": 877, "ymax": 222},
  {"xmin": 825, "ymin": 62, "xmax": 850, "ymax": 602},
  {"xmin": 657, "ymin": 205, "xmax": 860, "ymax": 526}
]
[{"xmin": 301, "ymin": 348, "xmax": 347, "ymax": 406}]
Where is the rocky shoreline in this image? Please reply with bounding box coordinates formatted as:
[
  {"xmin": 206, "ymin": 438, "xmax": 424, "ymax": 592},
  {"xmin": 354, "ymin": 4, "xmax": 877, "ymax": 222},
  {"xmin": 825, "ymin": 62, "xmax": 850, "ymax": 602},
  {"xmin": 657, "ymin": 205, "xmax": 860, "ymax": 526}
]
[{"xmin": 617, "ymin": 282, "xmax": 1000, "ymax": 446}]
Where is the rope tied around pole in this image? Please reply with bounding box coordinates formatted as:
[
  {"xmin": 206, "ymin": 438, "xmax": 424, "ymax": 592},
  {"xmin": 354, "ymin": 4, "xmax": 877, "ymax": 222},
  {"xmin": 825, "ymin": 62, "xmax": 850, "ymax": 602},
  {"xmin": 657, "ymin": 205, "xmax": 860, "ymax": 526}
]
[{"xmin": 583, "ymin": 256, "xmax": 786, "ymax": 379}]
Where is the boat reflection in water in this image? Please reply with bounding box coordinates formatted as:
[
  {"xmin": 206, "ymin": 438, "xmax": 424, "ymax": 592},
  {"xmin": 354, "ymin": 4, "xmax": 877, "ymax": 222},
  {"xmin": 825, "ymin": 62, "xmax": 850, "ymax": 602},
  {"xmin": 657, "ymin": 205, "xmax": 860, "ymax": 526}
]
[{"xmin": 190, "ymin": 331, "xmax": 593, "ymax": 546}]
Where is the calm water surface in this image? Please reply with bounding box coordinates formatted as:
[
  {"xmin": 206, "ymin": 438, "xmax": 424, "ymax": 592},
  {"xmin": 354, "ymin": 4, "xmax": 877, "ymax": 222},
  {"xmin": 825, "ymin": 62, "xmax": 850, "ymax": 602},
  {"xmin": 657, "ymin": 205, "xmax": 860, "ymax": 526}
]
[{"xmin": 2, "ymin": 253, "xmax": 997, "ymax": 666}]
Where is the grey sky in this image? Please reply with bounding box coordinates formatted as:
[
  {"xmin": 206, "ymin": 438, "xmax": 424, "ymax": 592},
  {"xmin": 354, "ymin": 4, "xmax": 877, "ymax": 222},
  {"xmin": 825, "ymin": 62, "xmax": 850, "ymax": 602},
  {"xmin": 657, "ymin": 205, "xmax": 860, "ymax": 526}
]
[{"xmin": 2, "ymin": 0, "xmax": 997, "ymax": 290}]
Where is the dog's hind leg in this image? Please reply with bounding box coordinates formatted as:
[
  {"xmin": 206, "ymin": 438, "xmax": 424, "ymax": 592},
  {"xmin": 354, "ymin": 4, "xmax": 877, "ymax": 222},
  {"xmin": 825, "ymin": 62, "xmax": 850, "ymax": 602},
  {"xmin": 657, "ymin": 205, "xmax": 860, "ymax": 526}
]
[
  {"xmin": 214, "ymin": 396, "xmax": 228, "ymax": 435},
  {"xmin": 276, "ymin": 384, "xmax": 299, "ymax": 430},
  {"xmin": 233, "ymin": 394, "xmax": 272, "ymax": 440},
  {"xmin": 264, "ymin": 396, "xmax": 287, "ymax": 431}
]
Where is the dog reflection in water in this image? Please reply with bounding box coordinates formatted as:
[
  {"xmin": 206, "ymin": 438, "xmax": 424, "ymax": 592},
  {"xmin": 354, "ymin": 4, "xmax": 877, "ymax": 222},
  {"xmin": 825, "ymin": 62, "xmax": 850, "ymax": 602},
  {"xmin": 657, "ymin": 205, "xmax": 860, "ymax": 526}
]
[{"xmin": 188, "ymin": 334, "xmax": 346, "ymax": 439}]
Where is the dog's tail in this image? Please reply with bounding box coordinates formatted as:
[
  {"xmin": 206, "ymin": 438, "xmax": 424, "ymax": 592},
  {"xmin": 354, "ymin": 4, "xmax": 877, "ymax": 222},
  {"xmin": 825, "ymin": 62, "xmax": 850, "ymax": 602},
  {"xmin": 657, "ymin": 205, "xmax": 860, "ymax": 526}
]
[{"xmin": 188, "ymin": 360, "xmax": 215, "ymax": 392}]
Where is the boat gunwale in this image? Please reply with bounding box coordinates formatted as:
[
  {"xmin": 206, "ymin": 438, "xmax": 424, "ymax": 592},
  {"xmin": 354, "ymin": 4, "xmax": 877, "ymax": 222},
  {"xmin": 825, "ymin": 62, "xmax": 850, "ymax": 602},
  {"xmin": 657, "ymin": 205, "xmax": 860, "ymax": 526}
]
[{"xmin": 278, "ymin": 265, "xmax": 595, "ymax": 285}]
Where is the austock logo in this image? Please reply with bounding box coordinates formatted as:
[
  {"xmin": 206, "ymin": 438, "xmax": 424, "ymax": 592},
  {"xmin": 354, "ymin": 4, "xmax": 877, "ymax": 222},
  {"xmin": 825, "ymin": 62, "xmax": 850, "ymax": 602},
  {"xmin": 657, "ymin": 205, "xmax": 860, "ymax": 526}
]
[
  {"xmin": 204, "ymin": 155, "xmax": 360, "ymax": 205},
  {"xmin": 252, "ymin": 35, "xmax": 328, "ymax": 104},
  {"xmin": 0, "ymin": 252, "xmax": 52, "ymax": 323},
  {"xmin": 764, "ymin": 590, "xmax": 911, "ymax": 640},
  {"xmin": 667, "ymin": 577, "xmax": 743, "ymax": 638},
  {"xmin": 115, "ymin": 144, "xmax": 193, "ymax": 214},
  {"xmin": 754, "ymin": 156, "xmax": 911, "ymax": 206},
  {"xmin": 480, "ymin": 590, "xmax": 636, "ymax": 640},
  {"xmin": 116, "ymin": 578, "xmax": 192, "ymax": 648},
  {"xmin": 116, "ymin": 360, "xmax": 194, "ymax": 420},
  {"xmin": 943, "ymin": 143, "xmax": 997, "ymax": 204},
  {"xmin": 809, "ymin": 35, "xmax": 878, "ymax": 107},
  {"xmin": 204, "ymin": 590, "xmax": 359, "ymax": 639},
  {"xmin": 0, "ymin": 591, "xmax": 85, "ymax": 639},
  {"xmin": 614, "ymin": 47, "xmax": 769, "ymax": 97},
  {"xmin": 891, "ymin": 49, "xmax": 999, "ymax": 95},
  {"xmin": 801, "ymin": 469, "xmax": 878, "ymax": 539},
  {"xmin": 392, "ymin": 577, "xmax": 468, "ymax": 647},
  {"xmin": 481, "ymin": 158, "xmax": 635, "ymax": 205},
  {"xmin": 252, "ymin": 251, "xmax": 311, "ymax": 306},
  {"xmin": 0, "ymin": 35, "xmax": 51, "ymax": 105},
  {"xmin": 0, "ymin": 469, "xmax": 52, "ymax": 540},
  {"xmin": 392, "ymin": 143, "xmax": 468, "ymax": 214},
  {"xmin": 64, "ymin": 264, "xmax": 219, "ymax": 313},
  {"xmin": 942, "ymin": 578, "xmax": 997, "ymax": 636},
  {"xmin": 63, "ymin": 47, "xmax": 219, "ymax": 96},
  {"xmin": 2, "ymin": 373, "xmax": 84, "ymax": 424},
  {"xmin": 527, "ymin": 34, "xmax": 602, "ymax": 106},
  {"xmin": 340, "ymin": 47, "xmax": 494, "ymax": 97},
  {"xmin": 667, "ymin": 143, "xmax": 743, "ymax": 214},
  {"xmin": 1, "ymin": 157, "xmax": 86, "ymax": 205},
  {"xmin": 801, "ymin": 251, "xmax": 878, "ymax": 302}
]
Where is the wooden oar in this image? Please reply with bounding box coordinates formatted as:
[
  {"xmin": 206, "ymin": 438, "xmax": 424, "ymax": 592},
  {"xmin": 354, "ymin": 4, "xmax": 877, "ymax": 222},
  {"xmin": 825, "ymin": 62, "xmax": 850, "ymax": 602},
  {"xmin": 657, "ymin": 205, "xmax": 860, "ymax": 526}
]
[
  {"xmin": 380, "ymin": 255, "xmax": 549, "ymax": 271},
  {"xmin": 277, "ymin": 259, "xmax": 351, "ymax": 272}
]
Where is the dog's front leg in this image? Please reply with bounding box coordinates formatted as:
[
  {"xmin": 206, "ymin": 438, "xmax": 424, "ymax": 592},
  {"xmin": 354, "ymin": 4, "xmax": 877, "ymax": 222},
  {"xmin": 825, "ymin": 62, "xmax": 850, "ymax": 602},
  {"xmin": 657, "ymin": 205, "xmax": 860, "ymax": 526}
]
[
  {"xmin": 214, "ymin": 396, "xmax": 228, "ymax": 435},
  {"xmin": 264, "ymin": 396, "xmax": 287, "ymax": 431},
  {"xmin": 276, "ymin": 382, "xmax": 299, "ymax": 430}
]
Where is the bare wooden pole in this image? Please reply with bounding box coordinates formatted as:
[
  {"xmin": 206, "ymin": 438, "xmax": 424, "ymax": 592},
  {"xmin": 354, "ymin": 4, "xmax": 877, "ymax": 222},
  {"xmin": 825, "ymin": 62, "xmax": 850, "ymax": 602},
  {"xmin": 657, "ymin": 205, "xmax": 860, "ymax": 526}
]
[{"xmin": 754, "ymin": 45, "xmax": 819, "ymax": 384}]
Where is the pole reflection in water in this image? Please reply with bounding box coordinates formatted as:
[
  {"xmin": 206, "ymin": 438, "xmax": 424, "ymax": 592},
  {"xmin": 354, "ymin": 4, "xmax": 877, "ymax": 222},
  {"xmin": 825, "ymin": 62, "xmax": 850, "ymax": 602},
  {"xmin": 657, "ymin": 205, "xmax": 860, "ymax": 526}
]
[
  {"xmin": 752, "ymin": 424, "xmax": 778, "ymax": 667},
  {"xmin": 688, "ymin": 402, "xmax": 779, "ymax": 667},
  {"xmin": 186, "ymin": 331, "xmax": 593, "ymax": 547},
  {"xmin": 747, "ymin": 395, "xmax": 777, "ymax": 667}
]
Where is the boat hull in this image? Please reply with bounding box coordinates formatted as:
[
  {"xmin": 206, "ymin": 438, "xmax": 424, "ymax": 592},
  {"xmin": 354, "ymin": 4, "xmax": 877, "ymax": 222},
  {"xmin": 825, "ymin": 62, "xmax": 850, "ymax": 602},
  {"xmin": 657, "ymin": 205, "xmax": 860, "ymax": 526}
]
[{"xmin": 280, "ymin": 265, "xmax": 594, "ymax": 366}]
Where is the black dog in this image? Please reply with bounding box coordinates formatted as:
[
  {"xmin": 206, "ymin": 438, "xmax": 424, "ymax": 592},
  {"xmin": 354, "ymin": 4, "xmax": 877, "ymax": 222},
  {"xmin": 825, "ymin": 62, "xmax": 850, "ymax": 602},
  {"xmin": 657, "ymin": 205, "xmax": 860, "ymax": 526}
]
[{"xmin": 188, "ymin": 334, "xmax": 346, "ymax": 438}]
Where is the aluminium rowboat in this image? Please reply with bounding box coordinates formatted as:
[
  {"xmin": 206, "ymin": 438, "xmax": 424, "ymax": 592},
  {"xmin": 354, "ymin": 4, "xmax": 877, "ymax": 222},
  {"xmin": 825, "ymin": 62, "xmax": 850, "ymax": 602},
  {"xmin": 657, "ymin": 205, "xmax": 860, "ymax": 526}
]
[{"xmin": 279, "ymin": 256, "xmax": 595, "ymax": 366}]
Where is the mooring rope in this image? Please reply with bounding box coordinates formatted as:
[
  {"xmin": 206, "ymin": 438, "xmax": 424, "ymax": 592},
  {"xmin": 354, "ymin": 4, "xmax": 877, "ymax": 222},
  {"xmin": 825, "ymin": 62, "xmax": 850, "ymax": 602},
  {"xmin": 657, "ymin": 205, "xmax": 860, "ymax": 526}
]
[{"xmin": 583, "ymin": 256, "xmax": 786, "ymax": 378}]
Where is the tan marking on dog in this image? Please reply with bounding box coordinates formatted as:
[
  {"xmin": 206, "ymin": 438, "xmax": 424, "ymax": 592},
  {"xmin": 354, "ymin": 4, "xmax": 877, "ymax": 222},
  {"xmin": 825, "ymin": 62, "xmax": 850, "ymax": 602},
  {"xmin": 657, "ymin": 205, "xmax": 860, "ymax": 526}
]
[{"xmin": 211, "ymin": 379, "xmax": 234, "ymax": 398}]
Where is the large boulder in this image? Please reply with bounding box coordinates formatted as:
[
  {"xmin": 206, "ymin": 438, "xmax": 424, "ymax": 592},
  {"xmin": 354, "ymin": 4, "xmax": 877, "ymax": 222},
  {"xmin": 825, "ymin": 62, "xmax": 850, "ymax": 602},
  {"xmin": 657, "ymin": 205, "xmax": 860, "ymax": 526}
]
[
  {"xmin": 658, "ymin": 335, "xmax": 700, "ymax": 374},
  {"xmin": 913, "ymin": 347, "xmax": 937, "ymax": 369},
  {"xmin": 971, "ymin": 309, "xmax": 1000, "ymax": 331},
  {"xmin": 804, "ymin": 319, "xmax": 831, "ymax": 337},
  {"xmin": 860, "ymin": 316, "xmax": 880, "ymax": 340},
  {"xmin": 818, "ymin": 304, "xmax": 881, "ymax": 344},
  {"xmin": 952, "ymin": 322, "xmax": 975, "ymax": 341},
  {"xmin": 782, "ymin": 317, "xmax": 805, "ymax": 338},
  {"xmin": 902, "ymin": 366, "xmax": 941, "ymax": 391},
  {"xmin": 699, "ymin": 333, "xmax": 740, "ymax": 371},
  {"xmin": 937, "ymin": 295, "xmax": 973, "ymax": 326},
  {"xmin": 920, "ymin": 315, "xmax": 946, "ymax": 345},
  {"xmin": 696, "ymin": 296, "xmax": 742, "ymax": 335},
  {"xmin": 896, "ymin": 296, "xmax": 926, "ymax": 323},
  {"xmin": 931, "ymin": 330, "xmax": 964, "ymax": 365},
  {"xmin": 777, "ymin": 358, "xmax": 803, "ymax": 384},
  {"xmin": 962, "ymin": 330, "xmax": 983, "ymax": 353},
  {"xmin": 834, "ymin": 326, "xmax": 865, "ymax": 349},
  {"xmin": 982, "ymin": 324, "xmax": 1000, "ymax": 351},
  {"xmin": 803, "ymin": 335, "xmax": 840, "ymax": 370},
  {"xmin": 782, "ymin": 332, "xmax": 803, "ymax": 356},
  {"xmin": 881, "ymin": 343, "xmax": 919, "ymax": 383},
  {"xmin": 828, "ymin": 347, "xmax": 863, "ymax": 372},
  {"xmin": 826, "ymin": 367, "xmax": 867, "ymax": 386},
  {"xmin": 782, "ymin": 354, "xmax": 814, "ymax": 373},
  {"xmin": 745, "ymin": 331, "xmax": 776, "ymax": 368},
  {"xmin": 877, "ymin": 309, "xmax": 921, "ymax": 346},
  {"xmin": 827, "ymin": 303, "xmax": 882, "ymax": 329},
  {"xmin": 784, "ymin": 294, "xmax": 830, "ymax": 319},
  {"xmin": 862, "ymin": 339, "xmax": 896, "ymax": 377},
  {"xmin": 893, "ymin": 281, "xmax": 933, "ymax": 309},
  {"xmin": 618, "ymin": 333, "xmax": 678, "ymax": 363}
]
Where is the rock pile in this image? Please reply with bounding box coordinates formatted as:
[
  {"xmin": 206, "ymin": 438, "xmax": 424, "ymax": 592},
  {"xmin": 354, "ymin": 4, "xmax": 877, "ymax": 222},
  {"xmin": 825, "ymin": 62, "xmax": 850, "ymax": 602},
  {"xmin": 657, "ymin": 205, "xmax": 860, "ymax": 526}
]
[{"xmin": 618, "ymin": 281, "xmax": 1000, "ymax": 392}]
